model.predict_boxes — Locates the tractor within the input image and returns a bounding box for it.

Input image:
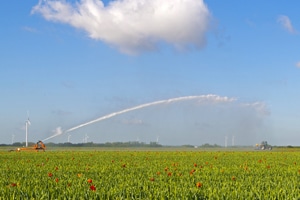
[16,141,46,152]
[256,141,272,150]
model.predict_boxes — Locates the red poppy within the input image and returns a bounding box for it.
[167,172,172,176]
[157,171,161,175]
[232,176,236,181]
[11,183,17,187]
[55,178,59,183]
[149,177,155,181]
[196,182,203,188]
[90,185,96,191]
[194,163,197,167]
[55,166,59,171]
[190,169,196,175]
[122,164,126,168]
[87,179,93,184]
[164,167,168,171]
[48,172,53,177]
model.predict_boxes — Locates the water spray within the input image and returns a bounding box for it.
[42,94,235,142]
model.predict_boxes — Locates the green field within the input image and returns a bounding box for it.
[1,149,300,199]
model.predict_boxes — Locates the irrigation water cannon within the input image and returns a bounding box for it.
[15,141,46,152]
[255,141,272,150]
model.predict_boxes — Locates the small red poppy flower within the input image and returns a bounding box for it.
[55,166,59,171]
[48,172,53,177]
[157,171,161,175]
[122,164,126,168]
[164,167,168,171]
[87,179,93,184]
[55,178,59,183]
[194,163,197,167]
[167,172,172,176]
[196,182,203,188]
[149,177,155,181]
[90,185,96,191]
[11,183,17,187]
[232,176,236,181]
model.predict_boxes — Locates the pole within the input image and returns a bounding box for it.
[25,122,28,147]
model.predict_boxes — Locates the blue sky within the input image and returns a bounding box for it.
[1,0,299,146]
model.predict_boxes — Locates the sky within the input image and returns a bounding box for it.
[0,0,299,146]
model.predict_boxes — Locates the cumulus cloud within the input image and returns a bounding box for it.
[32,0,212,55]
[277,15,297,34]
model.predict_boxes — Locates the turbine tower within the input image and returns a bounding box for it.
[84,133,89,143]
[25,112,31,147]
[67,134,71,143]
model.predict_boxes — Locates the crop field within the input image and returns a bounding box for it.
[1,149,300,199]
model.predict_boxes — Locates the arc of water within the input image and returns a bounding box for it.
[43,95,234,142]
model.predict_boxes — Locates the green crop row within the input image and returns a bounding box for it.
[0,150,299,199]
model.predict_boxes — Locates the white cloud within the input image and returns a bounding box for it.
[277,15,296,34]
[32,0,211,55]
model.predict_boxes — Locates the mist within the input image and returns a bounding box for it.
[45,95,270,146]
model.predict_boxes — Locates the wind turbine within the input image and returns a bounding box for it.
[84,133,89,143]
[67,133,71,143]
[25,112,31,147]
